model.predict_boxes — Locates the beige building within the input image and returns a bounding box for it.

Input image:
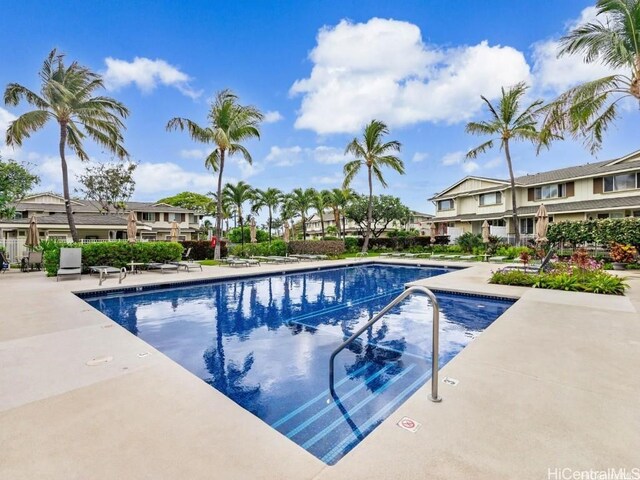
[429,150,640,243]
[305,210,433,239]
[0,193,204,256]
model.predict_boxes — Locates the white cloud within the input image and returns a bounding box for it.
[103,57,202,99]
[264,145,350,167]
[412,152,428,163]
[263,110,284,123]
[311,172,343,185]
[441,151,465,166]
[484,156,503,168]
[462,161,480,173]
[531,7,624,93]
[179,149,206,160]
[230,156,265,179]
[290,18,531,134]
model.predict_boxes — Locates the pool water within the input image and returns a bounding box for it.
[83,264,513,464]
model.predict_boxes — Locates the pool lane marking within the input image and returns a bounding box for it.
[271,362,373,429]
[285,288,404,327]
[321,369,432,464]
[299,364,417,448]
[285,363,401,439]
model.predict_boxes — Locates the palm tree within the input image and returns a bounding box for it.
[327,188,354,239]
[466,82,556,244]
[252,187,282,243]
[4,49,129,242]
[284,188,315,241]
[544,0,640,153]
[167,90,263,259]
[344,120,404,253]
[310,189,330,239]
[223,181,255,251]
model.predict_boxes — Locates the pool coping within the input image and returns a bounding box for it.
[2,259,639,479]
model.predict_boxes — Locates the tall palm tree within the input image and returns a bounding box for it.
[4,49,129,242]
[310,189,330,239]
[344,120,404,253]
[223,181,255,251]
[167,89,263,259]
[544,0,640,153]
[208,191,233,235]
[284,188,315,241]
[466,82,556,244]
[252,187,282,243]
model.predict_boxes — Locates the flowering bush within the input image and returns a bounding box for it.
[610,243,638,263]
[570,248,602,272]
[519,250,532,266]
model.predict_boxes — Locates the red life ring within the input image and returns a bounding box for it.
[210,236,217,248]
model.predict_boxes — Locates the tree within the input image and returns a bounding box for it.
[345,194,411,238]
[344,120,404,253]
[4,49,129,242]
[327,187,354,239]
[284,188,315,241]
[251,187,283,244]
[167,89,263,259]
[544,0,640,153]
[466,82,556,244]
[223,181,254,251]
[0,157,40,218]
[157,191,215,214]
[76,162,136,213]
[310,189,330,239]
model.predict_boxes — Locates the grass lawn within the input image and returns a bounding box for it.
[198,259,224,266]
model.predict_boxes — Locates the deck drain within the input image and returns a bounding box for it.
[397,416,421,433]
[137,352,151,358]
[443,377,459,386]
[86,355,113,366]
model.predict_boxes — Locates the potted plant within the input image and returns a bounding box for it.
[610,243,638,270]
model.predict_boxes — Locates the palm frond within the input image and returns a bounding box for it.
[466,140,494,159]
[5,110,51,146]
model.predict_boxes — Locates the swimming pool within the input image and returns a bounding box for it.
[82,263,513,465]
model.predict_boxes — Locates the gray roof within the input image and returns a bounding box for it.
[15,195,197,214]
[7,214,130,226]
[431,150,640,199]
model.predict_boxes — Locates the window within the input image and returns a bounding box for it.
[437,199,454,211]
[534,184,565,200]
[13,211,23,219]
[519,218,534,234]
[479,192,502,206]
[489,219,505,227]
[141,212,156,222]
[603,172,638,192]
[168,212,180,222]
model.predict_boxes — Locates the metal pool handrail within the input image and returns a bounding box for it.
[328,285,442,403]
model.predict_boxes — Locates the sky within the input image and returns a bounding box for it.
[1,0,638,217]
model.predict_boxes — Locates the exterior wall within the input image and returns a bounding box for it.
[445,178,507,196]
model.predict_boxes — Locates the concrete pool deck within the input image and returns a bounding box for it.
[1,259,639,479]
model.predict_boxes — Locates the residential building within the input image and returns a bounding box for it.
[429,150,640,242]
[0,193,204,255]
[305,210,433,239]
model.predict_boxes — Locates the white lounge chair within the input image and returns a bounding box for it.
[57,248,82,281]
[147,262,179,273]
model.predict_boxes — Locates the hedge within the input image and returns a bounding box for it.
[179,240,228,260]
[547,218,640,247]
[288,240,346,256]
[42,241,183,277]
[230,240,287,257]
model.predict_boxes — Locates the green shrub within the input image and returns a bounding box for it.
[344,237,359,253]
[547,218,640,246]
[495,246,532,259]
[228,226,268,243]
[230,240,287,257]
[456,232,483,253]
[180,240,228,260]
[489,265,628,295]
[42,241,183,277]
[288,240,345,256]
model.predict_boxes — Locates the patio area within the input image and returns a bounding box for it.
[1,259,639,479]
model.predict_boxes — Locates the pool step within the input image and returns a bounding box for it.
[276,358,432,465]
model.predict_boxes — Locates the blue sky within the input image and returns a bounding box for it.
[1,0,638,216]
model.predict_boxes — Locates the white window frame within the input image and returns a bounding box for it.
[603,172,638,192]
[437,199,454,211]
[534,184,565,200]
[479,192,502,206]
[519,218,534,234]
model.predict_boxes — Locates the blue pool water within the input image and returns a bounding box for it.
[82,264,513,464]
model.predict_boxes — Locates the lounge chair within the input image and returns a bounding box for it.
[89,265,127,285]
[403,253,418,258]
[266,256,299,263]
[26,251,43,271]
[182,247,192,260]
[488,255,508,263]
[57,248,82,281]
[379,252,393,257]
[289,254,313,261]
[147,262,179,274]
[429,253,446,259]
[499,249,555,274]
[172,260,203,272]
[443,254,461,260]
[459,255,476,260]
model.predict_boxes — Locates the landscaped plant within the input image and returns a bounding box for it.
[41,241,183,277]
[570,248,602,272]
[288,240,345,256]
[519,250,532,266]
[610,243,638,264]
[456,232,483,253]
[230,240,287,258]
[547,218,640,247]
